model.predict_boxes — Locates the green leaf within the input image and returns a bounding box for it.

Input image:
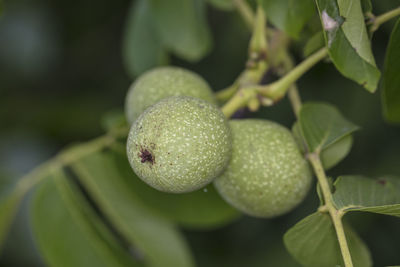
[360,0,372,14]
[382,18,400,123]
[101,109,128,132]
[148,0,212,61]
[293,119,353,170]
[122,0,168,77]
[206,0,234,10]
[71,148,194,267]
[303,31,325,58]
[298,102,359,153]
[291,122,307,153]
[316,177,334,205]
[0,188,25,250]
[260,0,315,39]
[32,171,139,267]
[320,134,353,170]
[284,212,372,267]
[333,175,400,216]
[315,0,380,92]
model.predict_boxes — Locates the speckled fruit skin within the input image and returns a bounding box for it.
[214,119,312,218]
[125,66,217,124]
[127,96,232,193]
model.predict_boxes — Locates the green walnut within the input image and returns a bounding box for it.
[125,66,217,124]
[214,119,312,218]
[127,96,232,193]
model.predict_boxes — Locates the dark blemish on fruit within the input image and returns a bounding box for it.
[139,149,154,164]
[150,142,156,149]
[258,51,267,61]
[198,104,205,109]
[377,179,386,185]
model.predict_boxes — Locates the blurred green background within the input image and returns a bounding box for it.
[1,0,399,266]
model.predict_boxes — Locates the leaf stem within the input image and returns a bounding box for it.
[370,6,400,34]
[308,153,354,267]
[259,47,328,100]
[287,85,302,117]
[216,83,239,102]
[221,47,328,118]
[249,5,267,57]
[221,87,257,117]
[275,47,302,118]
[233,0,255,30]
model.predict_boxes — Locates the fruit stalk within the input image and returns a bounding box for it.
[259,47,328,100]
[308,153,354,267]
[233,0,255,30]
[221,47,328,118]
[217,5,268,104]
[369,6,400,34]
[272,46,302,118]
[221,88,258,117]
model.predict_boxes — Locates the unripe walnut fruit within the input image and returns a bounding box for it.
[214,119,312,218]
[125,66,217,124]
[127,96,232,193]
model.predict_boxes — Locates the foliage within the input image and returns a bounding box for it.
[1,0,400,266]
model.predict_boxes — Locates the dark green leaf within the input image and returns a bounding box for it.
[360,0,372,14]
[0,188,25,249]
[293,120,353,170]
[333,175,400,216]
[382,18,400,123]
[206,0,234,10]
[284,212,372,267]
[320,134,353,170]
[291,122,307,153]
[32,171,138,267]
[148,0,212,61]
[122,0,168,77]
[298,102,359,153]
[71,149,194,267]
[316,177,334,205]
[260,0,315,39]
[315,0,380,92]
[101,109,127,132]
[303,31,325,57]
